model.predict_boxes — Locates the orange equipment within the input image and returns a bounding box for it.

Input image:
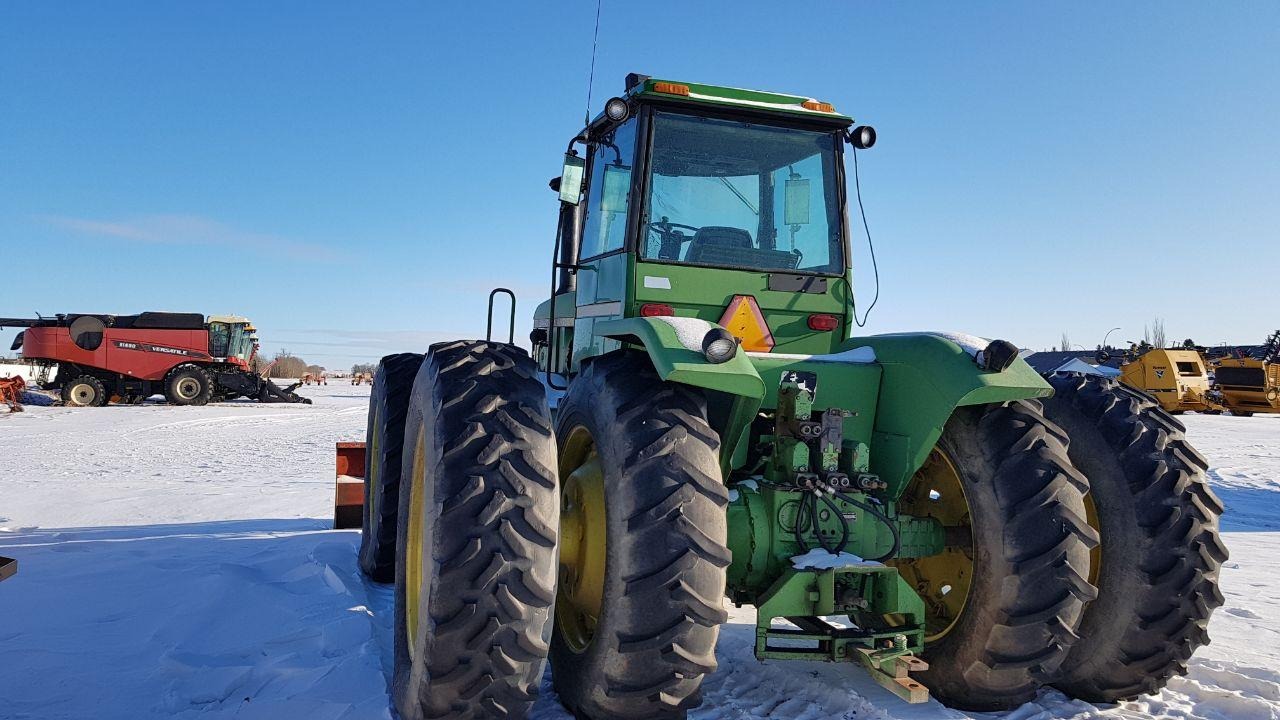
[0,375,25,412]
[334,441,367,529]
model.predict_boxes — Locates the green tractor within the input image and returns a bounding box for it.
[357,74,1227,719]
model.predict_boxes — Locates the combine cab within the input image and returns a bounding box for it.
[1,312,310,406]
[342,75,1226,719]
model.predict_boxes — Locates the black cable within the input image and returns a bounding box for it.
[805,493,835,553]
[833,490,900,562]
[819,492,851,554]
[850,147,880,328]
[792,496,810,553]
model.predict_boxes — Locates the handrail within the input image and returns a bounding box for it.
[486,288,517,345]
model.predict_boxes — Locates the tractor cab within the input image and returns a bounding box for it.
[536,75,877,374]
[206,315,257,367]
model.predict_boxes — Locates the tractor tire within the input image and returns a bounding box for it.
[911,400,1099,710]
[62,375,107,407]
[357,352,425,583]
[1041,374,1228,702]
[391,341,558,720]
[551,352,729,720]
[164,364,213,406]
[1231,410,1255,417]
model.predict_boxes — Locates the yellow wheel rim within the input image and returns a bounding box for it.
[404,426,427,659]
[556,425,607,654]
[889,448,974,642]
[1083,490,1101,587]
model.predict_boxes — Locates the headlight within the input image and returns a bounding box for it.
[604,97,630,122]
[849,125,877,149]
[702,328,739,364]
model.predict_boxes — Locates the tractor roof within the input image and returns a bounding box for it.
[627,76,855,125]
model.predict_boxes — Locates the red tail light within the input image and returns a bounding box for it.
[807,313,840,331]
[640,303,674,317]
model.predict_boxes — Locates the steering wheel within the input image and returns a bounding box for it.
[645,219,701,260]
[646,220,701,236]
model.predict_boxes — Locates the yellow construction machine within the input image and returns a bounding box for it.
[1211,331,1280,416]
[1107,345,1223,414]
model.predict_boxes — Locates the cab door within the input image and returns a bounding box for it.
[571,118,638,368]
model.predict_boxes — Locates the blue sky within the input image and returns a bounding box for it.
[2,2,1277,368]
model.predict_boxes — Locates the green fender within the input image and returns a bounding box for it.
[594,316,765,471]
[847,333,1053,496]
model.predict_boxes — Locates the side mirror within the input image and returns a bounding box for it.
[784,177,811,226]
[559,153,586,205]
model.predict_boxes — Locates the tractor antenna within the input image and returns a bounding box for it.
[851,147,880,327]
[583,0,604,127]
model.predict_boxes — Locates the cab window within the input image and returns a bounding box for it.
[579,119,637,260]
[208,323,230,357]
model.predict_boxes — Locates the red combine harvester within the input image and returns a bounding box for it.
[1,312,310,407]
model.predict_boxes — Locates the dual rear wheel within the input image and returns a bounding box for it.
[898,375,1226,709]
[361,348,1226,718]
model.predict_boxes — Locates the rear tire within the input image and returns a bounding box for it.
[357,352,424,583]
[1041,374,1228,701]
[61,375,107,407]
[551,352,729,720]
[913,400,1099,710]
[391,341,558,720]
[164,364,212,406]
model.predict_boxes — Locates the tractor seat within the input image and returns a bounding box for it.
[685,226,753,264]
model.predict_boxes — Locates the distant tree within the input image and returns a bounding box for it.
[249,354,268,374]
[351,362,376,376]
[305,364,326,376]
[269,350,309,379]
[1059,333,1072,352]
[1151,318,1166,348]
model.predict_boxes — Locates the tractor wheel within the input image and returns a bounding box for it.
[62,375,107,407]
[357,352,424,583]
[1231,410,1254,417]
[897,400,1098,710]
[551,352,729,720]
[1041,374,1227,702]
[391,341,558,720]
[164,365,213,406]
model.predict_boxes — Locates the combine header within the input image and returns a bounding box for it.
[2,312,310,406]
[339,74,1226,719]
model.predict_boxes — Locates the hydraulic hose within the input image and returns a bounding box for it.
[818,492,851,554]
[833,490,901,562]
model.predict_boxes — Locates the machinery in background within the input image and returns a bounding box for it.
[1,312,310,407]
[0,375,24,412]
[1102,345,1224,414]
[1211,330,1280,416]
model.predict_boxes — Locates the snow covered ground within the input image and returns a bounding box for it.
[1,385,1277,720]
